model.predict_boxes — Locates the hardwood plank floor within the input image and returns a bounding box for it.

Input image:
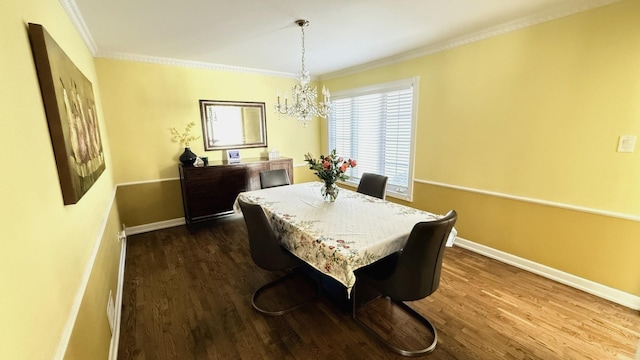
[118,216,639,359]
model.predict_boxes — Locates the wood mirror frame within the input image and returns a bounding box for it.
[199,100,268,151]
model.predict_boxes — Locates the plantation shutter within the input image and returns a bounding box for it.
[329,78,416,198]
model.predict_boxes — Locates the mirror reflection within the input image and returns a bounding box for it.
[199,100,267,151]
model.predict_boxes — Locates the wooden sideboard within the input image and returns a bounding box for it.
[178,157,293,227]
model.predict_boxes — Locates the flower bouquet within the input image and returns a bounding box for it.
[304,149,357,202]
[169,121,201,165]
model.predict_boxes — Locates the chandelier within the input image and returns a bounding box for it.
[275,19,332,126]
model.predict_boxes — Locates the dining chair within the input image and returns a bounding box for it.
[238,199,318,316]
[259,169,291,189]
[352,210,458,356]
[356,173,388,199]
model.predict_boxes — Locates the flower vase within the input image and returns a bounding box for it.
[321,182,339,202]
[179,147,197,166]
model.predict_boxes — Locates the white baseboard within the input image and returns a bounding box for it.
[108,236,127,360]
[124,215,244,237]
[454,237,640,311]
[123,218,640,311]
[125,218,185,236]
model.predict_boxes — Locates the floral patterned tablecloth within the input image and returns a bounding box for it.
[235,182,457,294]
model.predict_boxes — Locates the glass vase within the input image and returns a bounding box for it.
[321,182,339,203]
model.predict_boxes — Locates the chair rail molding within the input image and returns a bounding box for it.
[415,179,639,222]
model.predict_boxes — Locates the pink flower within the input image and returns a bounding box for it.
[303,149,357,184]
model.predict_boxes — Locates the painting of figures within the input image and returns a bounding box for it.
[29,23,105,205]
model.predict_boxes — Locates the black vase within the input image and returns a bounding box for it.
[179,147,197,166]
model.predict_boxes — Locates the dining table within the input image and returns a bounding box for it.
[235,182,457,297]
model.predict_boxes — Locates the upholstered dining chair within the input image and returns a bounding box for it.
[238,199,318,316]
[352,210,458,356]
[259,169,291,189]
[356,173,388,199]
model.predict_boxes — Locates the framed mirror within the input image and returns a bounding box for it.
[199,100,267,151]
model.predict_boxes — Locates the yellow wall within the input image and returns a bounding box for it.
[92,1,640,297]
[6,1,636,358]
[116,180,184,226]
[411,183,640,295]
[114,169,316,227]
[323,0,640,296]
[96,59,322,184]
[95,58,323,226]
[65,204,123,359]
[4,3,633,358]
[1,0,122,358]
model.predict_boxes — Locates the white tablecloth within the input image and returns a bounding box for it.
[236,182,457,293]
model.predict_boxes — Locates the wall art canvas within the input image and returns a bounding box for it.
[29,23,105,205]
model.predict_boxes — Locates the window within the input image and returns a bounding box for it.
[328,77,418,201]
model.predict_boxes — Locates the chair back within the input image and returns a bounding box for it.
[386,210,457,301]
[259,169,290,189]
[238,199,300,271]
[356,173,388,199]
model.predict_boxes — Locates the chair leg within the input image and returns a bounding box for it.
[352,284,438,357]
[252,271,319,316]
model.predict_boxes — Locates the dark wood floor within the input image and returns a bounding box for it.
[118,215,640,359]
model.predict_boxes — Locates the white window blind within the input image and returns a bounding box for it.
[329,78,418,200]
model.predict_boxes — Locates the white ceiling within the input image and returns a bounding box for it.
[68,0,618,77]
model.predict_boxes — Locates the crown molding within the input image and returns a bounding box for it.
[94,50,299,78]
[62,0,621,80]
[320,0,622,80]
[59,1,298,78]
[59,0,97,55]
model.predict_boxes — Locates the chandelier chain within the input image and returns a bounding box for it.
[300,24,306,75]
[274,19,332,126]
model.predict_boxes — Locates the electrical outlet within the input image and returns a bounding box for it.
[106,290,115,335]
[117,223,127,242]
